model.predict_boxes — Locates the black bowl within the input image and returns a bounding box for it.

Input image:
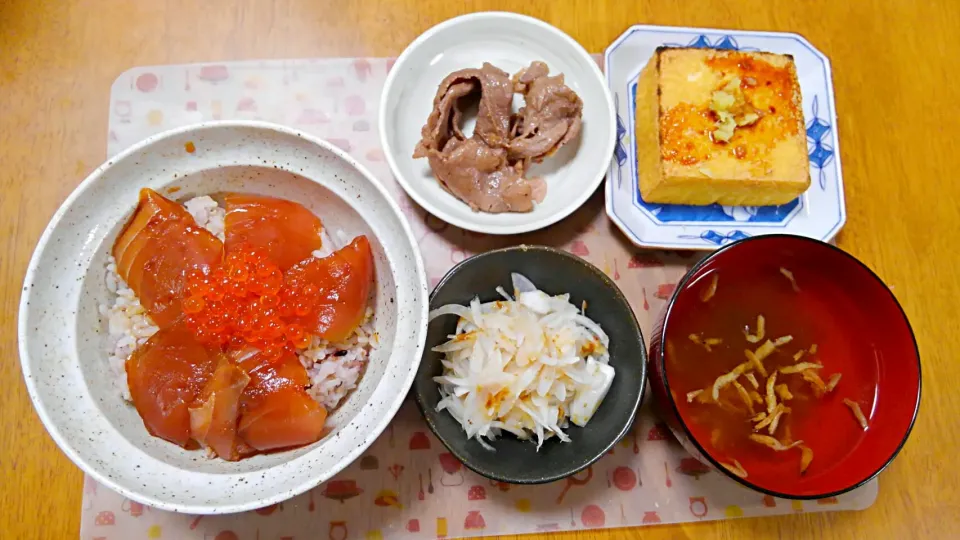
[413,245,646,484]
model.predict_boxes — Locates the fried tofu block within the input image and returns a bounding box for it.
[635,47,810,206]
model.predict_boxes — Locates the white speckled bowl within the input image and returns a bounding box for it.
[18,121,429,514]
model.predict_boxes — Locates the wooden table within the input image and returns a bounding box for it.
[2,0,958,538]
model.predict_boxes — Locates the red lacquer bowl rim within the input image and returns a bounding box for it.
[655,234,922,499]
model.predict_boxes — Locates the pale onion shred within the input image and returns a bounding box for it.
[430,273,615,451]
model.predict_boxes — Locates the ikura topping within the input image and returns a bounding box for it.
[182,245,322,361]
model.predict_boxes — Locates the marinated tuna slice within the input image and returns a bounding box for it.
[188,357,250,460]
[224,193,324,270]
[113,189,224,328]
[239,388,327,452]
[236,350,326,452]
[232,345,310,392]
[508,61,583,164]
[125,322,221,448]
[283,236,374,342]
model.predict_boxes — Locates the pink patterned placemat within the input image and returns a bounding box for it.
[81,57,876,540]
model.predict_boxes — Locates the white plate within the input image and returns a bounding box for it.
[380,12,615,235]
[18,121,429,514]
[604,25,846,249]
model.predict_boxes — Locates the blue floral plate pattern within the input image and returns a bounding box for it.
[604,25,845,249]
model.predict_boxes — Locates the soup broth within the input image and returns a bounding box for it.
[666,260,879,489]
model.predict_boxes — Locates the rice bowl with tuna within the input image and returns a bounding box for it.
[102,195,377,411]
[102,189,379,460]
[19,121,429,513]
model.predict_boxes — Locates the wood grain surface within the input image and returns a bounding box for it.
[2,1,958,538]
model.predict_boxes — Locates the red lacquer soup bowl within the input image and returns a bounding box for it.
[647,234,920,499]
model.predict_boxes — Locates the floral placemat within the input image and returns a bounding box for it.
[80,57,875,540]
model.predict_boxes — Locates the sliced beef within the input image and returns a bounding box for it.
[512,61,551,91]
[414,63,513,159]
[413,61,579,215]
[471,63,514,148]
[413,80,474,158]
[508,61,583,164]
[427,138,545,213]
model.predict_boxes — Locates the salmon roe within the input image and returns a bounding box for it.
[183,245,321,361]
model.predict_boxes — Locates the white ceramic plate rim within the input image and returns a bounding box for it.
[379,11,616,235]
[603,25,846,250]
[18,120,429,514]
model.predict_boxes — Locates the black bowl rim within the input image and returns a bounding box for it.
[414,244,647,484]
[656,233,922,500]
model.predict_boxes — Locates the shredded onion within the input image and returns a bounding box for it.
[431,274,614,450]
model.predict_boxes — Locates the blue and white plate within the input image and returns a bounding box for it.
[603,25,845,249]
